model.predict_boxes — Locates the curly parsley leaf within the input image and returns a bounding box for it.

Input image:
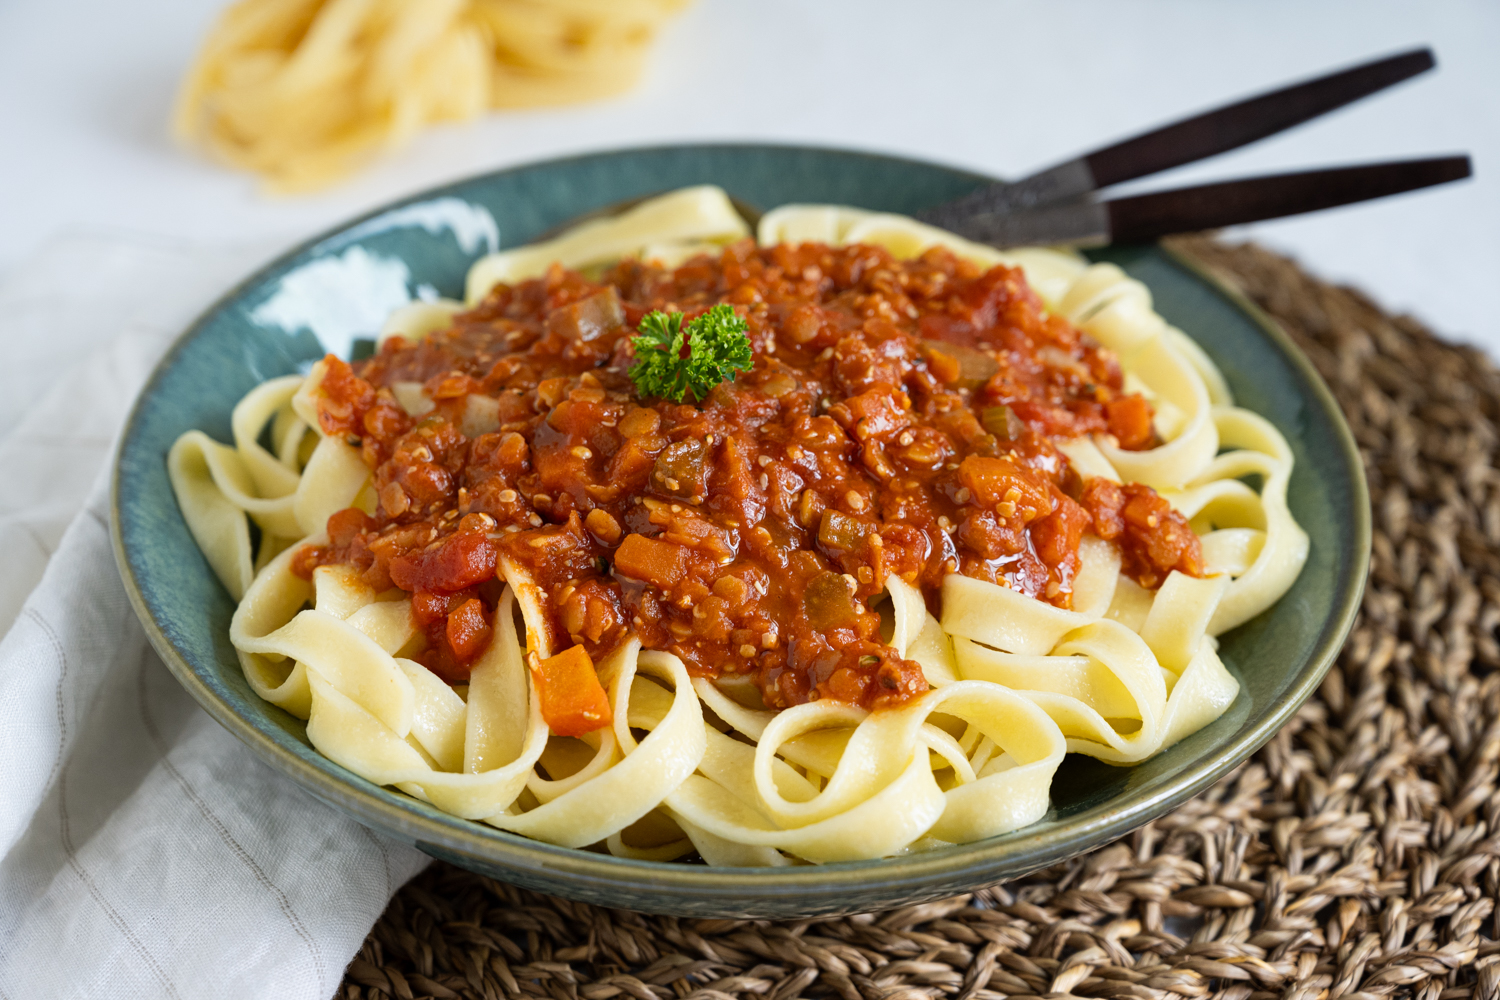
[628,304,752,403]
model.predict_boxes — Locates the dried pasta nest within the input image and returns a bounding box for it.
[173,0,691,192]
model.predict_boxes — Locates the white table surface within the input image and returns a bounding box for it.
[2,0,1495,351]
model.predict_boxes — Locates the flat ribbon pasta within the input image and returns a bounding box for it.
[664,679,1065,862]
[169,373,369,599]
[1170,407,1310,635]
[466,185,750,302]
[235,542,554,819]
[486,645,707,847]
[170,187,1311,866]
[949,572,1238,764]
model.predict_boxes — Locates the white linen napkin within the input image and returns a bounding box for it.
[0,235,430,998]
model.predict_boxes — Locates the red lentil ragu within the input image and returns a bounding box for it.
[294,239,1203,716]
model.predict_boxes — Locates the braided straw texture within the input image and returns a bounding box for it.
[337,238,1500,1000]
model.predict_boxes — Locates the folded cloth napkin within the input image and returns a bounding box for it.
[0,235,429,998]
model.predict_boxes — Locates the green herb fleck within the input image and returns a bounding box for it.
[628,304,753,403]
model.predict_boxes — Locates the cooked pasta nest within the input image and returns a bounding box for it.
[168,186,1308,864]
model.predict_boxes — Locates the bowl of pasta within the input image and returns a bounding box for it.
[112,144,1369,917]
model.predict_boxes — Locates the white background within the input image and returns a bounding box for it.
[2,0,1495,349]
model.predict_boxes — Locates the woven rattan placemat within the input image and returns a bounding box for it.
[338,238,1500,1000]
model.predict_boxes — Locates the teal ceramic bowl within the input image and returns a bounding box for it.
[111,144,1369,918]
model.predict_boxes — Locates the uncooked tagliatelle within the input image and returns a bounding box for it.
[168,186,1309,865]
[173,0,691,192]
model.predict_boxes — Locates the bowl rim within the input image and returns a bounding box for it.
[110,141,1371,909]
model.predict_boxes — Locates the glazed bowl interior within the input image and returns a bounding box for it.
[112,144,1369,918]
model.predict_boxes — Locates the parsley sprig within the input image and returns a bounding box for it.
[628,304,753,403]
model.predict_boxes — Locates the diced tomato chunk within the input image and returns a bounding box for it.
[425,371,485,400]
[530,645,612,737]
[1079,479,1126,540]
[289,543,322,580]
[1122,488,1202,578]
[1032,490,1090,569]
[362,394,413,443]
[315,355,377,438]
[408,587,492,682]
[842,386,909,440]
[327,507,376,548]
[1081,478,1203,588]
[412,589,463,627]
[389,517,497,593]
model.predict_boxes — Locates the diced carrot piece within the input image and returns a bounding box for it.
[445,598,492,662]
[530,645,612,737]
[1105,395,1155,451]
[612,533,688,589]
[1121,487,1170,533]
[925,346,961,384]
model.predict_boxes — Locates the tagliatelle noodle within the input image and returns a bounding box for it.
[484,645,707,847]
[169,186,1309,864]
[169,374,369,600]
[235,551,558,819]
[1175,407,1310,635]
[463,186,751,303]
[379,300,466,348]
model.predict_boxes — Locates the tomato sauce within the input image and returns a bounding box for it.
[295,240,1202,713]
